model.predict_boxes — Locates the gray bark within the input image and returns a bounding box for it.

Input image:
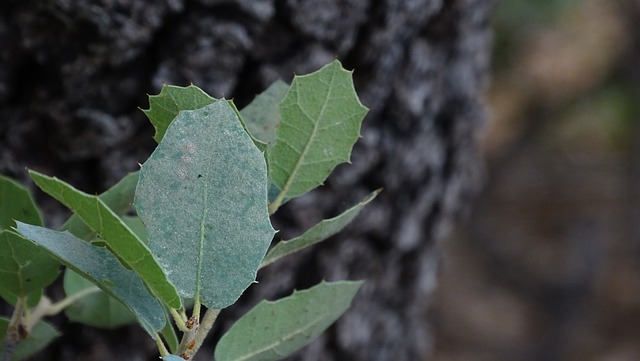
[0,1,491,360]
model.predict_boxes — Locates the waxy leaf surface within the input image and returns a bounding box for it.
[0,317,60,361]
[267,60,368,203]
[63,269,136,329]
[0,175,43,230]
[15,222,166,337]
[214,281,363,361]
[261,190,380,268]
[29,170,181,308]
[240,80,289,145]
[135,101,275,309]
[163,355,185,361]
[61,171,139,240]
[143,84,215,143]
[0,230,60,300]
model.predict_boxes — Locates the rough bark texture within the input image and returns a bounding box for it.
[0,1,491,360]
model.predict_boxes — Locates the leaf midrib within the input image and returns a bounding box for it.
[276,67,336,200]
[229,310,328,361]
[195,182,208,303]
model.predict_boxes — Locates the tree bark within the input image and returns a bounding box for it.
[0,1,492,360]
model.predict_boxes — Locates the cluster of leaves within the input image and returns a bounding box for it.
[0,60,378,361]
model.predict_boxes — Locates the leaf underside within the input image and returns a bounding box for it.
[261,189,380,268]
[240,80,289,145]
[214,280,363,361]
[135,101,275,309]
[29,170,181,309]
[63,269,136,329]
[0,230,60,300]
[15,222,166,338]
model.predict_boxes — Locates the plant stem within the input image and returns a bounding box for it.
[192,298,201,321]
[170,308,189,332]
[0,297,27,361]
[268,191,286,215]
[190,308,220,356]
[47,287,100,314]
[155,332,170,357]
[27,286,101,330]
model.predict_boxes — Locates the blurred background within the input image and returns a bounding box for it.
[432,1,640,360]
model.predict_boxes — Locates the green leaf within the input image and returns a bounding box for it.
[0,230,60,299]
[0,287,41,308]
[240,80,289,145]
[135,101,275,309]
[214,280,363,361]
[29,170,181,309]
[0,317,60,361]
[229,99,268,152]
[61,171,139,240]
[261,190,380,268]
[267,60,368,208]
[15,222,166,337]
[143,84,215,143]
[0,175,43,230]
[120,216,149,244]
[63,269,136,329]
[161,314,180,354]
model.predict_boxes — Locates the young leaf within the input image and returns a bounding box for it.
[143,84,215,143]
[267,60,368,210]
[135,101,275,309]
[240,80,289,145]
[0,317,60,361]
[0,175,43,230]
[63,269,136,329]
[15,222,167,337]
[261,190,380,268]
[0,230,60,300]
[214,280,363,361]
[60,171,139,240]
[29,170,181,309]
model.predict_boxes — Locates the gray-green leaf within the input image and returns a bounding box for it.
[163,355,186,361]
[0,230,60,300]
[135,101,275,309]
[143,84,215,143]
[261,190,380,268]
[240,80,289,145]
[267,60,368,209]
[0,175,43,230]
[15,222,166,337]
[29,170,181,309]
[63,269,136,329]
[0,317,60,361]
[214,280,363,361]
